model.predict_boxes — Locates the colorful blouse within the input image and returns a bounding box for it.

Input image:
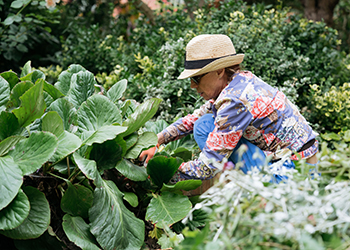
[158,71,319,180]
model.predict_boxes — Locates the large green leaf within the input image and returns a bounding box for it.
[115,159,148,182]
[0,76,10,111]
[8,131,58,175]
[0,111,21,140]
[1,186,50,240]
[12,80,46,127]
[82,125,127,146]
[6,81,34,110]
[0,156,23,210]
[89,180,145,250]
[42,111,64,137]
[125,132,158,159]
[77,95,123,134]
[124,133,138,151]
[67,71,96,108]
[20,70,45,83]
[48,98,77,131]
[54,64,86,95]
[0,189,29,230]
[0,71,18,90]
[121,98,162,137]
[42,81,64,100]
[72,153,102,187]
[61,182,93,218]
[146,192,192,229]
[20,61,32,78]
[161,180,202,194]
[106,79,127,103]
[147,156,183,188]
[62,214,99,250]
[90,139,124,171]
[172,147,193,162]
[50,131,82,163]
[0,135,24,157]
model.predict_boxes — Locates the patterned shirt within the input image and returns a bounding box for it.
[158,71,319,180]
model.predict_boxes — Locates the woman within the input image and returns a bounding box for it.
[140,34,318,183]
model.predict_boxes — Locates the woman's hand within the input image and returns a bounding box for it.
[139,144,159,164]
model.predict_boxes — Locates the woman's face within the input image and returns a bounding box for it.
[190,69,227,100]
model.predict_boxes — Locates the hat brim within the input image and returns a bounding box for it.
[178,54,244,80]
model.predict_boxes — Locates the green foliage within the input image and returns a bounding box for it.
[57,0,350,124]
[309,82,350,132]
[0,62,202,249]
[0,0,61,72]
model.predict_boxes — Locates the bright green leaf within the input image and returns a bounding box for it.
[50,131,82,163]
[107,79,127,103]
[125,132,158,159]
[123,192,138,208]
[161,180,202,193]
[54,64,86,96]
[12,80,46,127]
[67,71,96,108]
[0,135,24,157]
[0,76,10,111]
[6,81,34,110]
[146,192,192,229]
[48,98,77,131]
[42,111,64,137]
[8,131,58,175]
[121,98,161,137]
[20,61,31,78]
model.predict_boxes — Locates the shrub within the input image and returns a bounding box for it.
[57,0,350,126]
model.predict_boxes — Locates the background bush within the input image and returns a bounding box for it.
[55,0,350,128]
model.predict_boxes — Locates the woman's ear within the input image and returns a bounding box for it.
[217,68,225,79]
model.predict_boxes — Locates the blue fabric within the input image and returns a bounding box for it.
[193,113,295,183]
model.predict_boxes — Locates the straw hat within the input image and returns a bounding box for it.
[178,34,244,79]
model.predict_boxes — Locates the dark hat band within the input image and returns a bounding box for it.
[184,53,236,70]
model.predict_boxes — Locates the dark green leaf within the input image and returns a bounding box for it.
[115,159,148,182]
[1,186,50,240]
[147,155,183,188]
[0,189,29,230]
[89,180,144,250]
[0,156,23,210]
[61,182,93,218]
[62,214,99,250]
[90,139,124,171]
[0,111,21,140]
[0,71,18,90]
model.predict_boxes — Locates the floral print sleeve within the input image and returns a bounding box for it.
[157,101,213,145]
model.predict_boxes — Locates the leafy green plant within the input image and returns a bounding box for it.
[0,61,201,249]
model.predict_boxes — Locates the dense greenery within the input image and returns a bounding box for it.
[1,0,350,249]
